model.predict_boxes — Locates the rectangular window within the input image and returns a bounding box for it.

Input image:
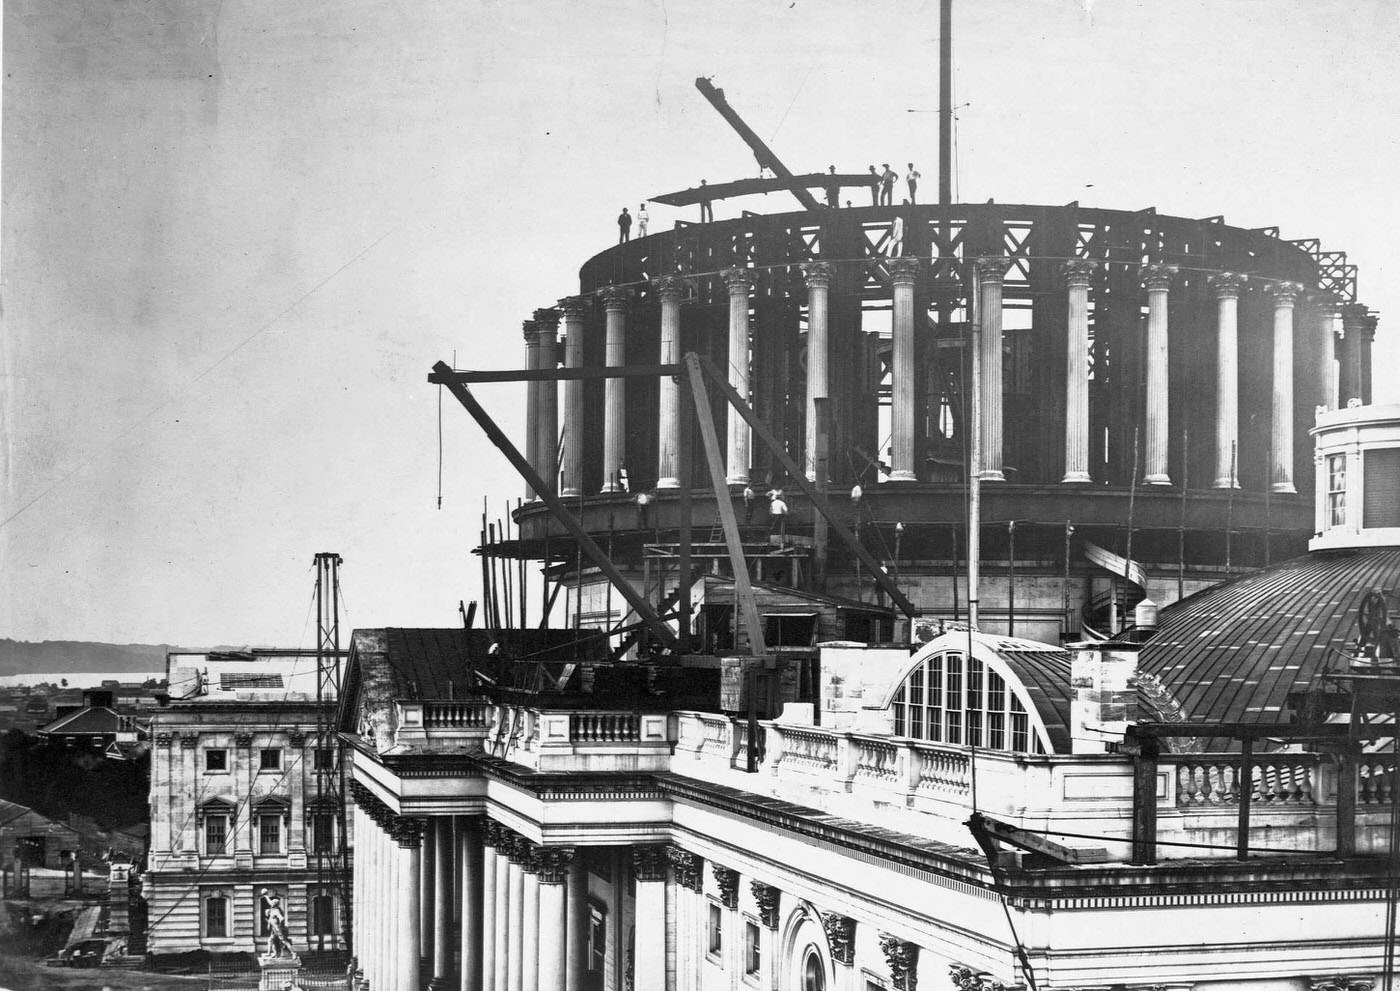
[987,671,1007,750]
[966,657,984,747]
[892,695,906,737]
[708,903,723,955]
[314,747,335,771]
[259,813,281,855]
[204,815,228,856]
[312,814,335,854]
[908,665,925,738]
[928,659,943,742]
[745,920,761,975]
[312,894,334,936]
[1328,453,1347,527]
[204,749,227,773]
[945,654,963,743]
[259,748,281,771]
[205,896,227,938]
[587,905,606,973]
[1010,696,1030,752]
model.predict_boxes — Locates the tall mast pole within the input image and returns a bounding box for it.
[939,0,953,207]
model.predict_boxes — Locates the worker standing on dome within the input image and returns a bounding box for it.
[906,163,921,203]
[879,164,897,205]
[867,165,879,205]
[617,207,632,243]
[637,203,649,237]
[698,179,713,222]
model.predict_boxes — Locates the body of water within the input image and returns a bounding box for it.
[0,671,164,688]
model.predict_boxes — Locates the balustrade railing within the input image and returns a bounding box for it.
[422,701,491,730]
[568,712,641,743]
[774,726,839,773]
[852,736,899,784]
[1358,756,1395,806]
[1169,754,1318,807]
[910,743,971,798]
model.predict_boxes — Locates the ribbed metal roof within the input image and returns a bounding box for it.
[1139,547,1400,742]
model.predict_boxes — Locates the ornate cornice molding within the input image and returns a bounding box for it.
[973,255,1011,282]
[1140,263,1178,291]
[801,261,834,289]
[879,933,919,990]
[1208,271,1247,299]
[751,881,779,929]
[1062,258,1097,287]
[632,844,669,882]
[721,267,754,295]
[888,256,921,284]
[536,846,575,884]
[597,285,634,310]
[821,911,855,964]
[711,864,739,909]
[667,846,703,892]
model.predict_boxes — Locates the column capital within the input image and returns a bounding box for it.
[535,846,575,884]
[887,256,921,284]
[234,732,254,748]
[820,911,855,964]
[1208,271,1247,298]
[1313,293,1343,318]
[1308,978,1375,991]
[666,845,703,891]
[557,294,591,317]
[533,307,561,330]
[1141,263,1178,291]
[801,260,834,289]
[651,274,691,300]
[1270,281,1304,307]
[481,819,507,849]
[721,267,754,294]
[505,832,535,865]
[631,844,669,882]
[597,285,633,310]
[974,255,1011,282]
[178,732,198,749]
[750,881,780,929]
[711,863,739,908]
[950,964,1015,991]
[1062,258,1097,286]
[154,732,172,749]
[879,933,920,990]
[390,815,426,848]
[522,318,540,344]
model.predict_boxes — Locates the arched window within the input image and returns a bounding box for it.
[802,946,826,991]
[891,650,1045,753]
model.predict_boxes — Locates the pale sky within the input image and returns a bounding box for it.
[3,0,1398,647]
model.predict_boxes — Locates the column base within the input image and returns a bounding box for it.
[599,482,622,494]
[656,477,680,489]
[1061,471,1092,484]
[1271,481,1297,494]
[978,469,1006,482]
[1143,473,1172,486]
[726,474,750,487]
[888,470,918,483]
[426,978,450,991]
[560,486,582,499]
[1212,478,1241,490]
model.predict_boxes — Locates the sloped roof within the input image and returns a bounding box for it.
[1138,547,1400,741]
[37,706,134,736]
[0,798,32,826]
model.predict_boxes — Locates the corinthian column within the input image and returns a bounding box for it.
[522,849,540,991]
[558,297,588,499]
[1141,264,1177,485]
[522,320,541,500]
[395,817,425,991]
[722,268,754,485]
[536,848,574,991]
[1062,260,1096,483]
[803,262,834,482]
[534,308,561,497]
[1316,296,1341,413]
[1271,282,1302,493]
[888,257,921,482]
[975,256,1011,482]
[1210,272,1246,489]
[632,846,669,991]
[597,287,632,493]
[654,276,689,489]
[1339,304,1366,407]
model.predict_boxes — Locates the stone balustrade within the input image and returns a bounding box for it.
[422,700,492,730]
[1170,754,1323,808]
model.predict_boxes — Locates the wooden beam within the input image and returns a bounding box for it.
[433,360,679,651]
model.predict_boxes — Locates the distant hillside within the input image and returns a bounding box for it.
[0,639,181,677]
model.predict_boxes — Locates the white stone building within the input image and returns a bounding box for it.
[146,648,352,957]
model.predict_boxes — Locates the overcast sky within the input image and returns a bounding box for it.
[3,0,1398,647]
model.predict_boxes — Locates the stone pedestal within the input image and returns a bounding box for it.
[258,952,302,991]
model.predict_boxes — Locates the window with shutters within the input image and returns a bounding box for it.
[1363,449,1400,528]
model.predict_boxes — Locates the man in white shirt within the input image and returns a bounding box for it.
[637,203,649,237]
[907,163,921,203]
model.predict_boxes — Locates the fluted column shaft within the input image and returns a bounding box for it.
[534,309,561,497]
[1211,273,1245,488]
[1142,264,1176,485]
[494,846,510,991]
[480,832,497,991]
[803,263,833,481]
[522,321,541,500]
[1062,260,1095,483]
[1271,283,1301,493]
[432,818,453,986]
[351,805,363,971]
[1319,300,1342,413]
[632,848,668,991]
[461,821,482,991]
[889,258,920,482]
[421,816,436,973]
[397,821,424,991]
[722,269,753,485]
[507,854,524,991]
[655,277,688,489]
[522,861,540,991]
[558,299,588,498]
[976,256,1010,482]
[599,287,632,493]
[564,859,586,991]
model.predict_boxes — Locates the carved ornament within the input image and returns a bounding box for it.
[973,255,1012,282]
[888,256,921,284]
[651,274,691,300]
[178,732,198,749]
[631,844,669,882]
[597,285,633,310]
[536,846,576,884]
[1062,258,1097,286]
[821,911,855,965]
[721,267,754,295]
[234,732,254,748]
[667,846,703,892]
[1270,281,1304,306]
[879,933,919,991]
[1208,271,1247,298]
[750,881,780,929]
[533,307,561,330]
[801,261,834,289]
[950,964,1013,991]
[1309,978,1375,991]
[557,294,591,318]
[287,729,305,748]
[522,319,540,344]
[390,815,426,848]
[154,732,172,749]
[711,864,739,909]
[1140,263,1177,291]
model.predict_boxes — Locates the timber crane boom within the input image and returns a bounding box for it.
[694,77,823,212]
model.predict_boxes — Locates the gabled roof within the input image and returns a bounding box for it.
[37,706,142,736]
[0,798,32,826]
